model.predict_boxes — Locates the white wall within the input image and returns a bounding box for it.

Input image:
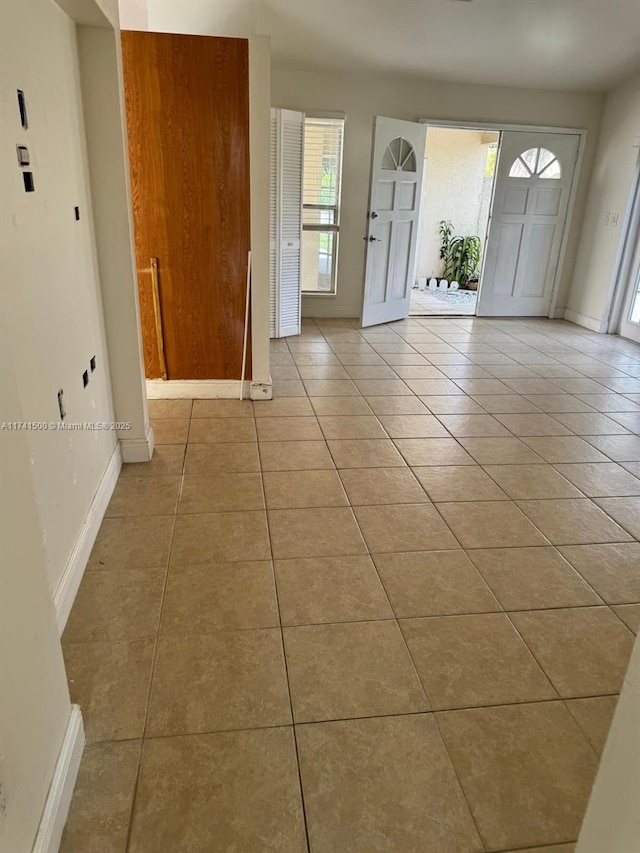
[566,75,640,331]
[418,127,496,280]
[146,0,256,35]
[577,633,640,851]
[272,68,604,318]
[0,0,147,845]
[0,330,73,853]
[249,35,273,391]
[1,0,119,597]
[117,0,148,29]
[77,24,153,453]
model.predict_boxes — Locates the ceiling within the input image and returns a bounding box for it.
[136,0,640,92]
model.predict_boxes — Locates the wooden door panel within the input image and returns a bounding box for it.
[121,31,251,380]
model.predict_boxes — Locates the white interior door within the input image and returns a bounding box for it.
[477,131,580,316]
[361,116,426,327]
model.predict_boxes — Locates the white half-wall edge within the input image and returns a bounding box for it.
[301,305,361,319]
[120,422,155,463]
[32,705,85,853]
[564,308,608,333]
[146,379,273,400]
[54,443,122,632]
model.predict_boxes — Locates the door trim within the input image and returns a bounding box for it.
[248,35,272,385]
[606,149,640,334]
[418,118,587,320]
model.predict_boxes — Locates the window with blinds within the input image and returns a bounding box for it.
[302,117,344,294]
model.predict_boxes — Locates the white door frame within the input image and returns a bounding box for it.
[606,149,640,335]
[417,118,588,320]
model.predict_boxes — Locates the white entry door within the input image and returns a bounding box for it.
[618,247,640,344]
[477,131,580,316]
[616,164,640,344]
[361,117,426,326]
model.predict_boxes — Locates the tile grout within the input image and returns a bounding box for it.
[64,315,640,852]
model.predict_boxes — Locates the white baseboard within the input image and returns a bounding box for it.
[564,308,608,333]
[146,379,251,399]
[301,305,361,319]
[33,706,85,853]
[121,422,155,463]
[145,379,273,400]
[54,444,122,632]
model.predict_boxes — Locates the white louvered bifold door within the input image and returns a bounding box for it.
[269,109,278,337]
[269,108,304,338]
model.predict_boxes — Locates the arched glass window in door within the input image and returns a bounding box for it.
[509,147,562,179]
[382,137,417,172]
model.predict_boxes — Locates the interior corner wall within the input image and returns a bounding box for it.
[271,68,604,319]
[76,24,151,454]
[565,74,640,331]
[0,0,118,597]
[0,304,72,853]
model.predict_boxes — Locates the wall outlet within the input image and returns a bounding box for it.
[611,213,619,227]
[603,211,610,226]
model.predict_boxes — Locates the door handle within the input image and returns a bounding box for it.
[368,235,382,242]
[370,212,378,219]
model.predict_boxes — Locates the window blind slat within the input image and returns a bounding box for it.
[303,118,344,209]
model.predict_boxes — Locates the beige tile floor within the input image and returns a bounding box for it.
[61,316,640,853]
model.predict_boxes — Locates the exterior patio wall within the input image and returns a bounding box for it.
[417,127,497,281]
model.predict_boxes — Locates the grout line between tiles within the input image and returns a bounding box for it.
[123,509,178,853]
[83,689,623,749]
[258,382,313,853]
[69,317,640,850]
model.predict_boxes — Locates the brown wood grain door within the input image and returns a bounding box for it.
[121,31,251,380]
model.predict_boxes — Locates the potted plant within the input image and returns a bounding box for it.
[438,221,482,290]
[438,220,453,265]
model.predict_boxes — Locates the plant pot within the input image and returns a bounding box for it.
[466,280,478,291]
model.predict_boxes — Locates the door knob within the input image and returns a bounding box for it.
[368,235,381,242]
[370,212,378,219]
